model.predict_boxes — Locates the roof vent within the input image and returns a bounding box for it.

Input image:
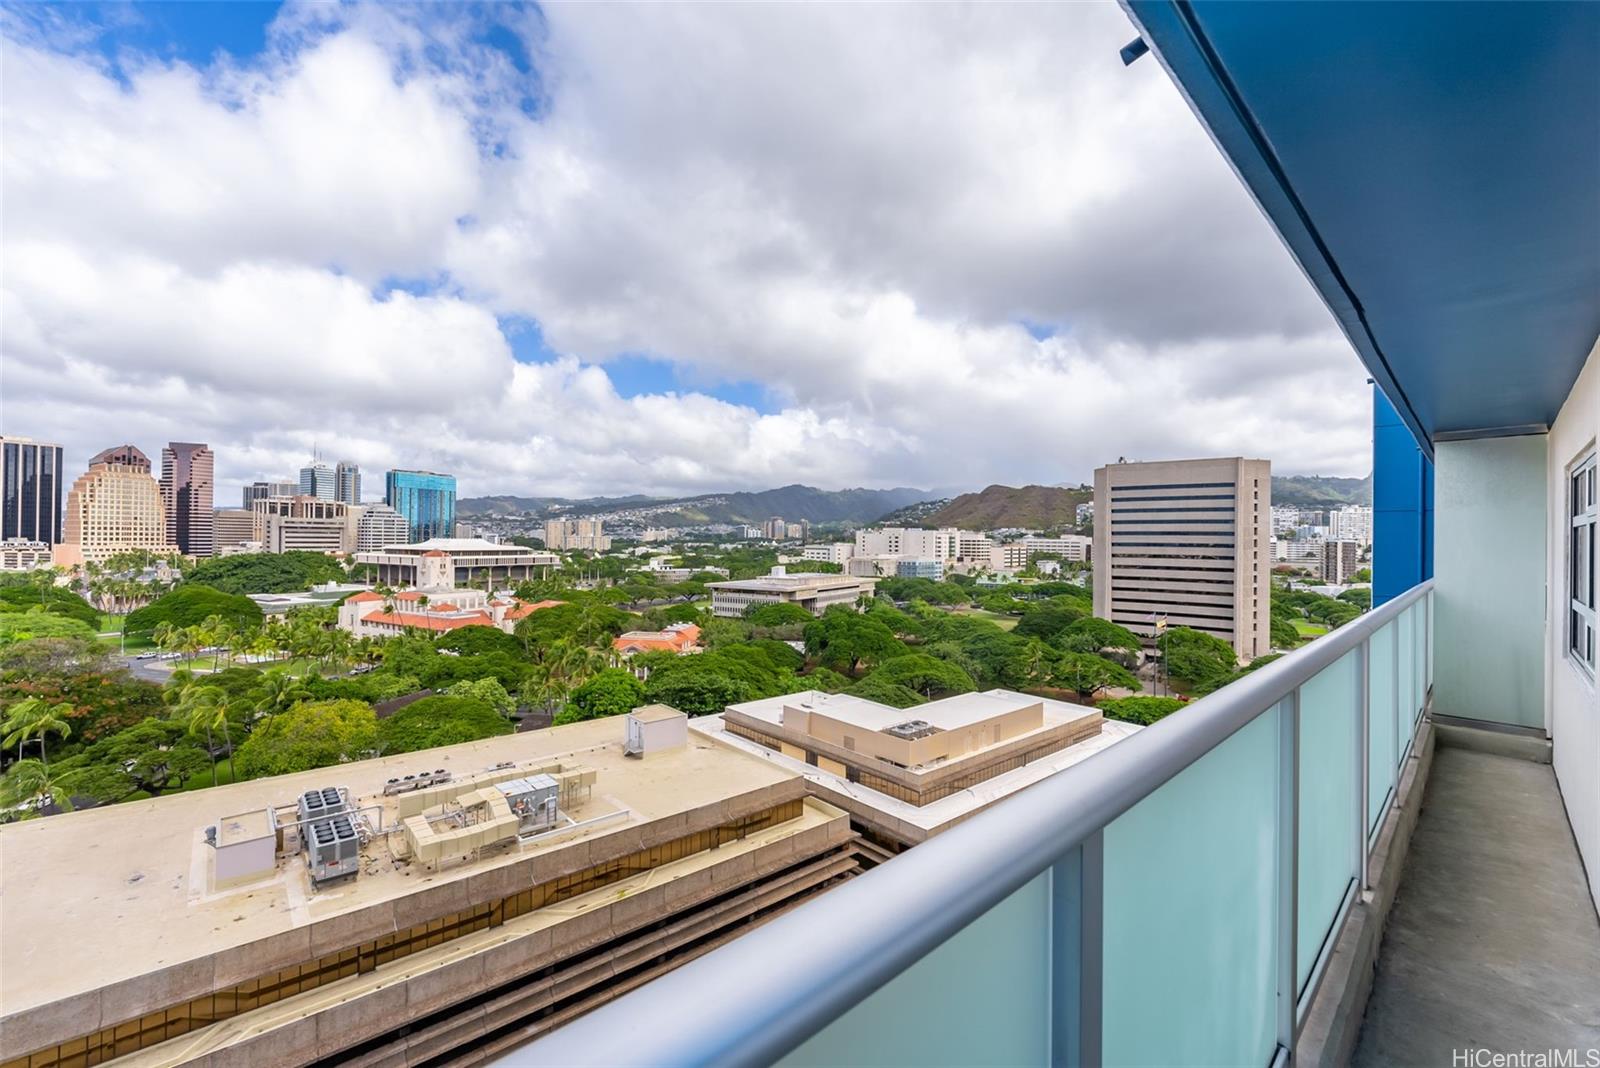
[883,719,939,740]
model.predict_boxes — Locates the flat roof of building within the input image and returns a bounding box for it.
[630,704,688,724]
[707,574,870,592]
[694,714,1140,838]
[733,688,1099,734]
[0,716,797,1019]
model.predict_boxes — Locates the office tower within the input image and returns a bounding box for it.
[385,469,456,542]
[212,508,257,551]
[299,460,336,500]
[1092,456,1271,659]
[543,518,610,552]
[59,445,175,564]
[241,480,297,510]
[160,442,215,557]
[0,435,65,545]
[250,496,358,553]
[336,460,361,505]
[356,502,410,551]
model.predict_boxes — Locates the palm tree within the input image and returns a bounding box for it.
[179,684,233,787]
[1,758,84,815]
[253,670,308,720]
[1,698,74,771]
[200,614,233,670]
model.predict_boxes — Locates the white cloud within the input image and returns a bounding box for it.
[0,3,1371,503]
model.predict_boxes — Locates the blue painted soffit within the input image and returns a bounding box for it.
[1123,1,1600,456]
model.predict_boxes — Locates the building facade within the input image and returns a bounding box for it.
[354,538,557,588]
[212,508,257,552]
[386,469,456,542]
[1,436,65,547]
[1321,539,1363,584]
[242,480,297,510]
[356,503,410,552]
[543,518,610,552]
[801,543,855,565]
[299,461,336,501]
[0,539,52,572]
[58,446,177,564]
[707,568,875,618]
[1092,456,1272,659]
[160,442,215,557]
[1329,504,1374,545]
[335,460,361,505]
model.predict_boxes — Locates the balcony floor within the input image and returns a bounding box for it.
[1353,745,1600,1064]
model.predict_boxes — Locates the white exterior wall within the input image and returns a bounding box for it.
[1545,335,1599,901]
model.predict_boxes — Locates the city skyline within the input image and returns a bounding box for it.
[1,3,1374,502]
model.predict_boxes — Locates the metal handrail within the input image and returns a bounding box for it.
[515,580,1434,1068]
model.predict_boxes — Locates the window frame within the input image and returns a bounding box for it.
[1568,450,1596,680]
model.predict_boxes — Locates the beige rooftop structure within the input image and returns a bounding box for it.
[713,688,1119,850]
[706,567,876,618]
[0,715,858,1068]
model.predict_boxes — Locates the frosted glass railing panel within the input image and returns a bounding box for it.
[779,870,1055,1068]
[1103,707,1280,1067]
[1412,601,1427,723]
[1396,608,1415,766]
[1367,619,1397,834]
[1424,591,1435,690]
[1297,650,1359,993]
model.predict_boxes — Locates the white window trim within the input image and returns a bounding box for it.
[1568,449,1596,682]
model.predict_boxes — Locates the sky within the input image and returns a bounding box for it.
[0,1,1373,503]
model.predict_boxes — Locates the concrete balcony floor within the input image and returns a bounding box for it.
[1353,743,1600,1064]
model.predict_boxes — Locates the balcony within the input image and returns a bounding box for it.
[503,3,1600,1065]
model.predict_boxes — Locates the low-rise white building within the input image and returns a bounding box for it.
[801,543,855,565]
[0,539,51,572]
[354,538,557,587]
[707,567,875,618]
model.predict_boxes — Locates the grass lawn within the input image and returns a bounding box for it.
[1292,619,1330,637]
[98,614,123,635]
[170,759,242,793]
[963,609,1019,631]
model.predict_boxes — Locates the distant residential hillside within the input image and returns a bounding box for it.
[458,484,935,526]
[912,484,1093,530]
[1271,475,1372,509]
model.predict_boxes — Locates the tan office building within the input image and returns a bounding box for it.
[56,445,179,565]
[1093,456,1271,659]
[0,713,859,1068]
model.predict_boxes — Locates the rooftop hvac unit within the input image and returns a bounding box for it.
[382,768,451,796]
[498,774,560,835]
[624,705,688,757]
[297,785,349,824]
[306,814,360,886]
[883,719,939,740]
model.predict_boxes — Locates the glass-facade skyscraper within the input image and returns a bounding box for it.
[335,461,361,505]
[1,436,65,545]
[385,469,456,542]
[299,461,336,500]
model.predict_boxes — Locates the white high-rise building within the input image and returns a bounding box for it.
[1329,505,1374,545]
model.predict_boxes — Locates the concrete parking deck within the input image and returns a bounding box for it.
[1354,745,1600,1065]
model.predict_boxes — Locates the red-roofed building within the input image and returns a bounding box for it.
[612,622,702,657]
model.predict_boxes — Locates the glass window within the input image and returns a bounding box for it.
[1570,452,1596,678]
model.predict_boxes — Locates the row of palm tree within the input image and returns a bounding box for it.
[146,612,378,675]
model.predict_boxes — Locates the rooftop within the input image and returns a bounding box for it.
[0,716,796,1020]
[734,688,1096,737]
[708,573,869,592]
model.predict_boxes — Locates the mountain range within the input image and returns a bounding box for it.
[459,474,1371,529]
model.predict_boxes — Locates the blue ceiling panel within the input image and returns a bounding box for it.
[1126,0,1600,449]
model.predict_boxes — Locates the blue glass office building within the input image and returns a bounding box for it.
[384,469,456,542]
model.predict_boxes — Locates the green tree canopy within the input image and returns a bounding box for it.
[435,626,525,659]
[181,551,348,595]
[744,602,815,627]
[125,585,263,638]
[1337,587,1373,611]
[376,696,511,755]
[1050,652,1139,698]
[803,607,907,674]
[1159,627,1240,690]
[561,669,646,724]
[1013,603,1090,646]
[445,677,516,716]
[0,611,98,649]
[235,698,377,778]
[0,583,100,626]
[1097,695,1184,725]
[847,674,927,709]
[861,653,977,699]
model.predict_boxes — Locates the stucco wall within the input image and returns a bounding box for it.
[1545,336,1599,900]
[1433,435,1548,728]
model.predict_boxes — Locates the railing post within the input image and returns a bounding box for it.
[1357,638,1371,891]
[1052,831,1103,1067]
[1393,617,1402,766]
[1277,690,1300,1056]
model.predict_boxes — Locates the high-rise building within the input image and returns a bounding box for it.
[0,435,65,546]
[356,503,410,552]
[1321,539,1363,584]
[242,480,297,510]
[763,516,787,540]
[160,442,215,557]
[212,508,257,552]
[543,517,611,552]
[385,469,456,542]
[251,496,358,554]
[1329,504,1374,545]
[299,460,336,501]
[1093,456,1271,659]
[58,445,177,564]
[335,460,361,505]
